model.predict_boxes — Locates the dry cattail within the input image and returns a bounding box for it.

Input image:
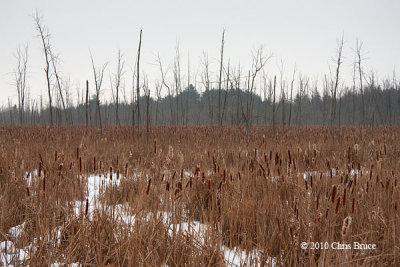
[195,165,200,176]
[343,188,346,207]
[218,181,223,192]
[341,216,352,237]
[85,198,89,216]
[58,163,63,177]
[335,197,341,214]
[276,218,281,233]
[146,179,152,195]
[331,186,336,203]
[352,198,355,213]
[177,181,182,192]
[354,144,359,154]
[38,162,42,178]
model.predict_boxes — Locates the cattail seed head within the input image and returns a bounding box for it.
[331,186,336,203]
[341,216,352,237]
[146,179,152,195]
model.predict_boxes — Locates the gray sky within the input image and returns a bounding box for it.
[1,0,399,106]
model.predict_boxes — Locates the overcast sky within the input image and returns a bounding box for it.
[1,0,399,106]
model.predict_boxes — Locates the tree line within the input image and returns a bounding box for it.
[3,13,400,133]
[2,81,400,126]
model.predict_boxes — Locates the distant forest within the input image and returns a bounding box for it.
[3,15,400,128]
[1,83,399,127]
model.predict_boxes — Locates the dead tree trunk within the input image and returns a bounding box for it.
[90,53,107,136]
[218,29,225,126]
[356,39,365,125]
[49,50,67,124]
[14,44,29,124]
[34,12,53,125]
[85,80,89,134]
[136,29,142,138]
[272,75,276,134]
[330,36,344,143]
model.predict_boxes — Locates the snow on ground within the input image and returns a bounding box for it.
[0,240,29,266]
[8,223,25,240]
[73,172,121,220]
[223,246,277,267]
[3,171,277,266]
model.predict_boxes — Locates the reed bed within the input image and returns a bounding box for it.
[0,125,399,266]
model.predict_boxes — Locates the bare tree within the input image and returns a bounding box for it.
[272,75,276,133]
[63,77,73,124]
[233,63,243,125]
[49,48,68,124]
[201,53,213,125]
[218,29,225,126]
[142,76,151,142]
[278,59,286,134]
[351,57,357,124]
[173,43,182,125]
[110,49,125,125]
[185,53,190,125]
[34,12,53,125]
[156,54,173,124]
[366,71,383,126]
[154,80,162,125]
[14,44,29,124]
[355,39,365,125]
[90,53,108,135]
[288,65,296,127]
[221,61,231,125]
[296,74,309,125]
[330,35,344,143]
[85,80,89,134]
[136,29,143,138]
[245,47,271,130]
[261,71,270,124]
[337,81,345,142]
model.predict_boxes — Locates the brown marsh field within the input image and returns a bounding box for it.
[0,125,399,266]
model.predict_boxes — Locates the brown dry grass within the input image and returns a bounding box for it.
[0,125,399,266]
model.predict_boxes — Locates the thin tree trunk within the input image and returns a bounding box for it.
[136,29,142,138]
[272,75,276,134]
[218,29,225,126]
[85,80,89,134]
